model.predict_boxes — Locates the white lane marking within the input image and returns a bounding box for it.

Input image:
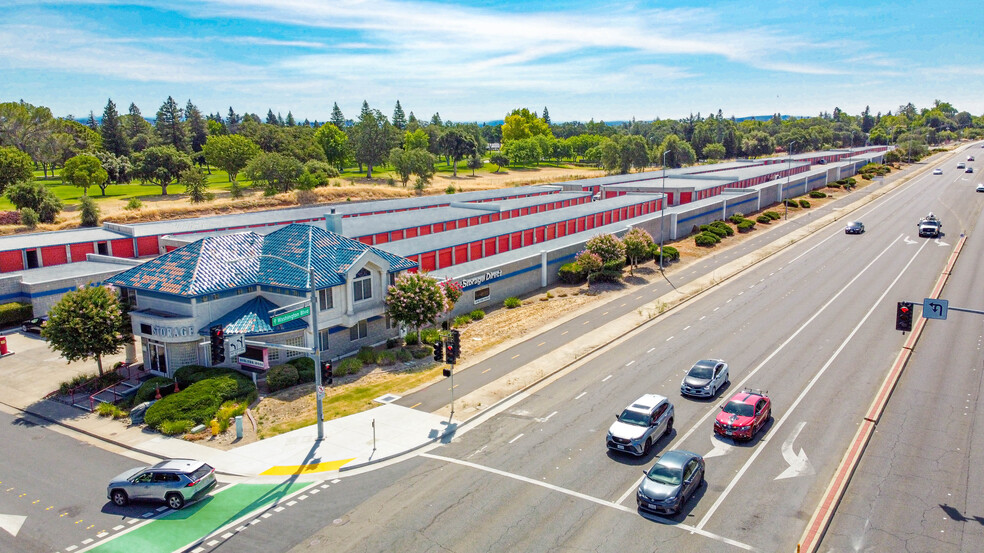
[776,421,815,480]
[666,336,674,341]
[737,291,743,296]
[683,326,691,331]
[602,374,613,382]
[625,360,635,366]
[540,411,557,422]
[647,348,656,353]
[575,392,587,400]
[420,453,755,551]
[618,233,909,508]
[700,316,706,320]
[704,435,735,459]
[713,307,720,311]
[726,298,733,303]
[509,433,524,444]
[696,236,927,529]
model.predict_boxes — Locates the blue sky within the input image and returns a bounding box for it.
[1,1,982,123]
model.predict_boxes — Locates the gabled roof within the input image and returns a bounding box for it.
[106,224,416,297]
[199,296,307,336]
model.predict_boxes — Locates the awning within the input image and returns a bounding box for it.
[199,296,308,336]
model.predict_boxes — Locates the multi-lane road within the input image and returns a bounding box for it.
[4,147,983,553]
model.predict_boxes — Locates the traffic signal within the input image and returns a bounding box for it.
[445,341,457,365]
[450,329,461,360]
[443,367,452,378]
[324,361,333,386]
[209,325,225,365]
[896,301,913,332]
[433,340,444,362]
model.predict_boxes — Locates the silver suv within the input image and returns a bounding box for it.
[107,459,216,510]
[607,394,674,456]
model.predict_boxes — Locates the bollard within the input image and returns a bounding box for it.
[0,336,7,355]
[235,415,243,439]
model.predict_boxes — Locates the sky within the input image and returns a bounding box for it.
[1,0,982,124]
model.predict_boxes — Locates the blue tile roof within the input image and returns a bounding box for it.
[199,296,307,336]
[106,224,417,297]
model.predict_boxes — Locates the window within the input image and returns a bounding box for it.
[474,287,490,304]
[284,335,304,359]
[354,267,372,302]
[349,319,368,341]
[122,288,138,308]
[319,328,331,350]
[318,288,333,311]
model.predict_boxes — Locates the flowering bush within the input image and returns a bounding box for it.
[0,211,20,225]
[439,278,464,308]
[385,272,447,341]
[585,233,626,264]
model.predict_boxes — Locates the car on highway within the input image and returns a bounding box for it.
[636,450,705,516]
[844,221,865,234]
[966,167,974,173]
[958,162,966,169]
[107,459,216,510]
[21,316,48,334]
[680,359,729,398]
[933,168,943,175]
[917,213,942,238]
[607,394,674,456]
[968,155,975,161]
[977,184,984,193]
[714,388,771,441]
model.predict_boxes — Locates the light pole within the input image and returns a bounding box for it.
[784,141,795,220]
[228,254,324,441]
[659,149,670,271]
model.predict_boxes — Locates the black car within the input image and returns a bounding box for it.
[22,316,48,334]
[966,167,974,173]
[845,221,865,234]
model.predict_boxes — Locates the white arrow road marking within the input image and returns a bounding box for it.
[904,236,917,245]
[0,514,26,537]
[775,421,815,480]
[705,435,734,458]
[935,238,950,247]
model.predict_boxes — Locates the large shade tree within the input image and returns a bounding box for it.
[43,285,132,376]
[132,145,193,195]
[61,154,108,196]
[202,134,260,183]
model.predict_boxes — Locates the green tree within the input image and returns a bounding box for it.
[79,196,100,227]
[403,128,429,151]
[155,96,186,152]
[202,134,260,183]
[654,134,697,168]
[42,285,132,376]
[585,233,625,264]
[599,135,650,174]
[501,108,552,141]
[61,154,108,196]
[185,100,209,169]
[352,108,395,178]
[392,101,407,130]
[243,151,303,194]
[181,167,212,203]
[490,153,509,172]
[6,180,63,223]
[100,98,129,157]
[384,272,448,342]
[621,227,654,275]
[501,138,541,165]
[466,153,483,176]
[95,151,132,192]
[0,145,34,193]
[437,129,477,177]
[330,102,346,128]
[702,143,726,160]
[389,147,435,187]
[132,145,193,195]
[314,123,349,171]
[575,251,603,288]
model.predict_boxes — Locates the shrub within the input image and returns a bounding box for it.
[386,337,403,349]
[0,301,32,325]
[297,366,315,383]
[337,357,363,376]
[504,297,522,308]
[420,328,441,345]
[836,179,847,185]
[798,199,810,208]
[396,348,413,362]
[404,332,420,346]
[784,199,798,207]
[695,232,719,247]
[95,402,127,419]
[133,376,177,404]
[704,225,729,238]
[729,213,745,224]
[736,219,756,232]
[756,215,772,224]
[592,268,623,283]
[143,374,256,430]
[79,196,100,227]
[267,363,300,392]
[444,185,456,194]
[453,315,471,327]
[861,174,872,180]
[411,346,431,359]
[356,346,378,364]
[377,350,397,366]
[160,420,195,436]
[126,198,143,210]
[0,211,20,225]
[827,182,842,188]
[558,262,585,284]
[657,245,679,262]
[585,233,626,264]
[173,365,217,387]
[469,310,485,321]
[20,207,38,228]
[809,190,826,198]
[764,211,781,220]
[709,221,734,236]
[847,178,857,185]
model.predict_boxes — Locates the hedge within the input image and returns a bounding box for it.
[144,374,256,430]
[736,219,756,232]
[504,297,521,308]
[695,232,719,247]
[809,191,826,198]
[356,346,378,364]
[377,350,397,366]
[0,302,33,325]
[336,357,363,376]
[453,315,471,327]
[654,245,679,263]
[798,199,810,208]
[133,376,178,405]
[289,357,314,372]
[395,348,413,362]
[267,363,299,392]
[558,262,585,284]
[756,215,772,224]
[469,310,485,321]
[420,328,441,345]
[764,211,781,220]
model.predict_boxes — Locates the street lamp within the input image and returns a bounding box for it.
[783,141,795,220]
[228,254,324,441]
[659,149,670,271]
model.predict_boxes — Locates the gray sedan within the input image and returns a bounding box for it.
[680,359,729,398]
[636,450,705,516]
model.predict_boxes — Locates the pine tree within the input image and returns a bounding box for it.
[542,106,551,126]
[392,101,407,130]
[227,107,241,134]
[155,96,186,151]
[430,112,443,126]
[360,100,371,120]
[286,112,296,127]
[86,111,99,131]
[100,99,129,157]
[266,109,279,125]
[185,100,208,168]
[330,103,345,128]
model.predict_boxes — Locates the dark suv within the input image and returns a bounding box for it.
[107,459,216,510]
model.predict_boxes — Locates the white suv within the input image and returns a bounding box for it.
[607,394,674,456]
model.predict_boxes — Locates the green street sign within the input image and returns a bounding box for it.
[271,305,310,326]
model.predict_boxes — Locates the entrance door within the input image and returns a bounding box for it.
[149,342,168,375]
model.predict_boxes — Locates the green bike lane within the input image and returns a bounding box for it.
[83,481,315,553]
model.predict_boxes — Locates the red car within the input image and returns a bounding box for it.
[714,389,771,441]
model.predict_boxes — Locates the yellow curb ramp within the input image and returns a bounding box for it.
[260,458,357,475]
